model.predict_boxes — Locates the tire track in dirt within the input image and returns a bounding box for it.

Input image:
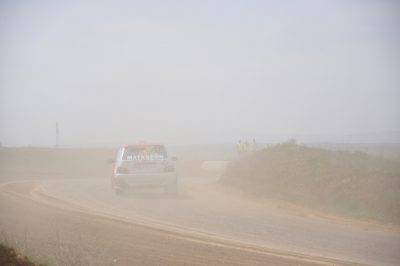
[0,180,364,266]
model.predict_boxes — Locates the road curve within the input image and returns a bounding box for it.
[1,177,399,266]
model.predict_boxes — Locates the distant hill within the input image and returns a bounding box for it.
[220,142,400,224]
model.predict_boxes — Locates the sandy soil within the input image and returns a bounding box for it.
[0,148,399,266]
[0,180,352,266]
[1,176,399,266]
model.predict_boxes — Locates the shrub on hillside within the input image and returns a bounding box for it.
[221,143,400,223]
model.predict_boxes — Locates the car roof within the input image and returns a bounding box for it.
[123,143,164,148]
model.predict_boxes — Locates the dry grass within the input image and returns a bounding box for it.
[220,142,400,224]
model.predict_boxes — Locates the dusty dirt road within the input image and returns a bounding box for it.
[0,176,399,266]
[0,180,341,266]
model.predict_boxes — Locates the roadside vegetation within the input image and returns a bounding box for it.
[220,142,400,224]
[0,243,43,266]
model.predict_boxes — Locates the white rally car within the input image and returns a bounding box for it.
[111,144,178,195]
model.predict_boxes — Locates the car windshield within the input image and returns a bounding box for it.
[122,145,167,161]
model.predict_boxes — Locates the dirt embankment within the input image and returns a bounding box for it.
[220,143,400,224]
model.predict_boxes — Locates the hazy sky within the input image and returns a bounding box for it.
[1,0,399,146]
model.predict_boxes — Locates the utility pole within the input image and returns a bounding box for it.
[56,122,59,148]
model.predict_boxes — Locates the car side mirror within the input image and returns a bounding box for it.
[171,156,178,161]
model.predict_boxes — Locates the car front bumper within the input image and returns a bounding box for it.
[113,172,177,189]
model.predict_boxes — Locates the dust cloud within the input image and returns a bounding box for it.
[1,1,400,146]
[1,1,400,266]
